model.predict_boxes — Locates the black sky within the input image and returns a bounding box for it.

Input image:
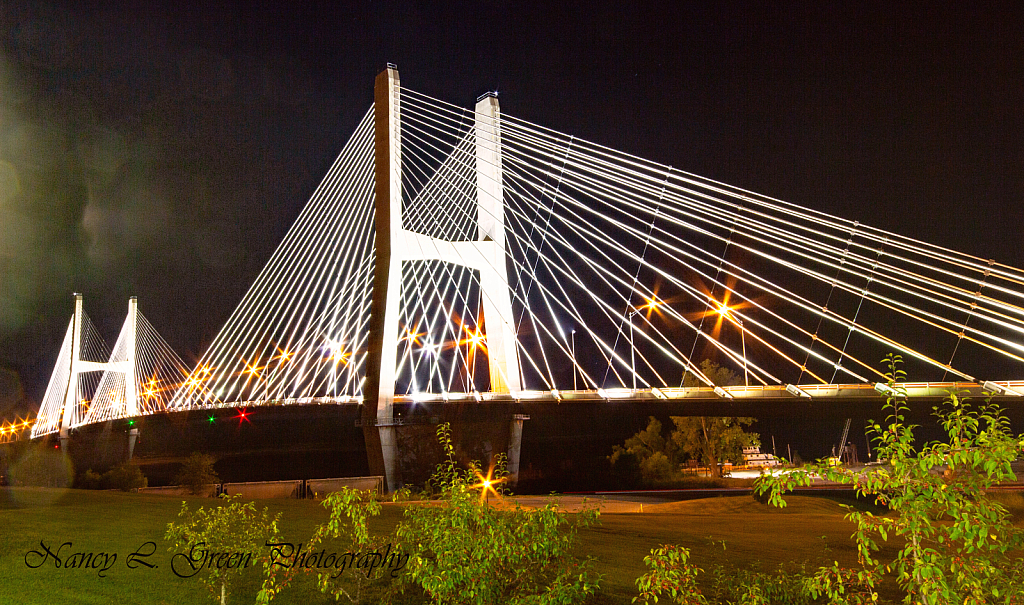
[2,2,1024,413]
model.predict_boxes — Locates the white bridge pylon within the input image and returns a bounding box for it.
[363,67,525,492]
[31,294,190,443]
[366,69,522,412]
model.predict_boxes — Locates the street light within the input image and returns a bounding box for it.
[627,298,661,390]
[461,325,485,393]
[628,308,640,390]
[715,302,748,388]
[571,329,577,390]
[421,341,441,392]
[737,316,748,388]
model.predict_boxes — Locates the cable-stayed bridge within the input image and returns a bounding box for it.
[32,66,1024,490]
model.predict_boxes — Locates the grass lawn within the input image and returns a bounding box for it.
[2,487,1019,604]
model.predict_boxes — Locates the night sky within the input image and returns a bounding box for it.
[2,2,1024,418]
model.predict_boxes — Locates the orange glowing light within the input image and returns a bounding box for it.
[460,325,486,350]
[400,329,424,345]
[472,464,506,504]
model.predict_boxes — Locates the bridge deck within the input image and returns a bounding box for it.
[190,381,1024,410]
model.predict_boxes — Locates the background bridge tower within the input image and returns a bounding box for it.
[363,65,523,491]
[54,295,122,449]
[33,294,189,445]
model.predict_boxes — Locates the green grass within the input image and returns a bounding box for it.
[578,496,893,604]
[4,487,1016,604]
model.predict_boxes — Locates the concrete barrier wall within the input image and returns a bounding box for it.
[139,484,219,497]
[306,476,383,497]
[223,480,302,499]
[138,476,384,500]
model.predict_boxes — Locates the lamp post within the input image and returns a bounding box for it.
[628,309,639,390]
[627,298,660,391]
[464,328,471,392]
[736,316,748,387]
[422,341,440,392]
[716,302,749,388]
[571,329,577,390]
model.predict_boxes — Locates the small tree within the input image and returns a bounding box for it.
[257,487,393,604]
[104,460,148,491]
[675,360,759,478]
[175,453,220,495]
[258,423,601,605]
[166,495,281,605]
[670,416,758,479]
[610,416,678,484]
[755,354,1024,604]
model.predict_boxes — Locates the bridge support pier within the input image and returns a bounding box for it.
[507,413,529,486]
[128,427,140,460]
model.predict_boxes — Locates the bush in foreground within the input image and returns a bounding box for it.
[167,495,281,605]
[258,422,600,605]
[105,460,147,491]
[395,424,600,604]
[634,542,815,605]
[756,354,1024,604]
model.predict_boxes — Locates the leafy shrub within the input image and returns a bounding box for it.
[395,423,601,605]
[755,354,1024,604]
[707,561,814,605]
[634,544,707,605]
[77,469,104,490]
[74,463,147,491]
[636,539,815,605]
[166,495,280,605]
[105,460,147,491]
[641,451,676,483]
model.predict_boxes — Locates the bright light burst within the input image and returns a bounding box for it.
[472,463,506,504]
[460,324,486,350]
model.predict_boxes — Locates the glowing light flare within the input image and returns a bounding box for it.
[1,415,36,441]
[180,365,215,394]
[323,340,352,365]
[241,359,264,378]
[638,296,665,321]
[234,408,251,425]
[460,325,487,351]
[472,464,506,504]
[141,375,162,400]
[400,329,424,345]
[686,292,751,340]
[271,347,294,363]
